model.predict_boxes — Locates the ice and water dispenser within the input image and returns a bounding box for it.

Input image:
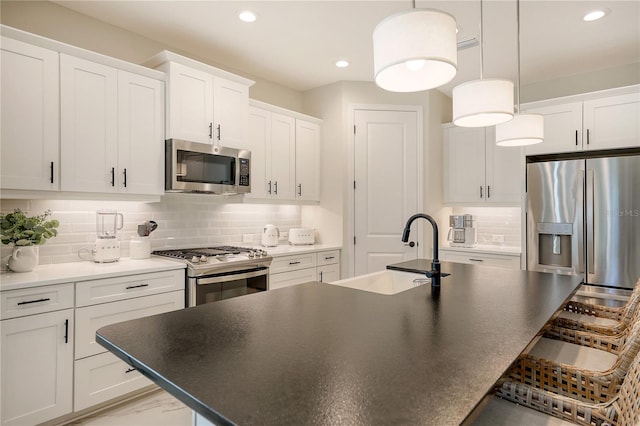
[535,222,573,268]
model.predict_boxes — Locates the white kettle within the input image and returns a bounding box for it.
[261,224,279,247]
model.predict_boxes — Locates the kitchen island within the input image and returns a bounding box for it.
[96,262,582,425]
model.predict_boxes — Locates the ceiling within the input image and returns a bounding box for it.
[52,1,640,95]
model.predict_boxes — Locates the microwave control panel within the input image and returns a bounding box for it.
[239,158,250,186]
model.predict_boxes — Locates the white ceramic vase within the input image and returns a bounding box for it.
[8,245,39,272]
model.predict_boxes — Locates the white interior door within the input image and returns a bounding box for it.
[353,108,420,276]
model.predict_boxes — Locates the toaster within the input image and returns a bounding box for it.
[288,228,315,245]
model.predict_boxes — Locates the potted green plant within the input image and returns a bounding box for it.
[1,209,60,272]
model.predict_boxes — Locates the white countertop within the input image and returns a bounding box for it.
[251,244,342,257]
[0,258,186,291]
[441,244,521,256]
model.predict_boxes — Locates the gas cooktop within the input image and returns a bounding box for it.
[152,246,271,276]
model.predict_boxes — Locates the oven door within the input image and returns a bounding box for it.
[188,266,268,306]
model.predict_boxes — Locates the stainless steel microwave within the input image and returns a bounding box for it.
[165,139,251,194]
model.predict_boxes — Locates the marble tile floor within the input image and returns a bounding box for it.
[65,390,192,426]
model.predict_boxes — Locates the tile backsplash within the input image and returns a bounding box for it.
[1,195,301,265]
[451,207,521,247]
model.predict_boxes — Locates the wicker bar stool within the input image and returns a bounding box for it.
[553,278,640,336]
[491,343,640,425]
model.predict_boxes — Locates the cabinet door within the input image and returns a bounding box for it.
[60,54,118,192]
[213,77,249,149]
[583,93,640,150]
[317,264,340,283]
[166,62,214,144]
[443,126,486,203]
[1,309,73,425]
[1,38,59,191]
[246,106,271,199]
[485,128,523,204]
[523,102,583,155]
[118,70,164,195]
[270,112,296,199]
[270,268,317,290]
[295,119,321,201]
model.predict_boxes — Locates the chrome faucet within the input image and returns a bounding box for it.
[401,213,445,287]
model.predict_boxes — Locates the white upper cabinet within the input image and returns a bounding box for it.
[247,101,322,202]
[117,71,164,195]
[164,62,214,144]
[60,54,119,193]
[523,86,640,156]
[148,51,254,148]
[295,119,321,201]
[1,37,59,191]
[60,56,164,195]
[443,125,522,205]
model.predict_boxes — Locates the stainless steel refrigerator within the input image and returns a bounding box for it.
[526,150,640,290]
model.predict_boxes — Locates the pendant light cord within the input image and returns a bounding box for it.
[515,0,521,113]
[479,0,484,79]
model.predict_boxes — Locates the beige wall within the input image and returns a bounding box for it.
[0,0,303,111]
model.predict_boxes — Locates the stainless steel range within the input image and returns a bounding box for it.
[153,246,272,307]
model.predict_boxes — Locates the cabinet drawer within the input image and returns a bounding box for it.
[270,268,317,290]
[1,283,74,320]
[76,269,184,307]
[270,253,317,274]
[440,251,521,270]
[74,351,153,411]
[316,250,339,266]
[75,290,184,359]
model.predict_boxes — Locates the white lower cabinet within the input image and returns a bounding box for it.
[440,248,521,270]
[269,249,341,289]
[74,351,149,411]
[74,272,184,409]
[1,308,74,425]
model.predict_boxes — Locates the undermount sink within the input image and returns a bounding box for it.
[328,270,430,295]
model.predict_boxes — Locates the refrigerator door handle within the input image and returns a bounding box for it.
[577,172,585,275]
[586,169,595,276]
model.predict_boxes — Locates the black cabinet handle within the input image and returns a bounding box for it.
[274,181,278,195]
[587,128,590,145]
[320,271,324,282]
[324,256,335,260]
[209,123,213,139]
[289,261,301,265]
[17,297,51,305]
[217,124,221,140]
[125,283,149,290]
[480,186,483,198]
[123,168,127,188]
[125,367,136,374]
[575,130,579,146]
[64,319,69,343]
[111,167,115,187]
[298,184,302,197]
[487,185,491,199]
[50,161,54,183]
[469,258,484,262]
[268,181,272,194]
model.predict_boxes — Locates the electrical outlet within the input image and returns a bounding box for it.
[242,233,253,243]
[491,234,505,243]
[279,231,288,241]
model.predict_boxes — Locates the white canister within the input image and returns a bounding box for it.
[130,237,151,260]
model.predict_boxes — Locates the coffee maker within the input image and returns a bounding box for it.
[448,214,477,248]
[93,209,124,263]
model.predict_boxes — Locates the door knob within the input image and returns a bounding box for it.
[404,241,415,247]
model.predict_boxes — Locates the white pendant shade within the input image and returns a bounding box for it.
[452,79,514,127]
[495,113,544,146]
[373,9,457,92]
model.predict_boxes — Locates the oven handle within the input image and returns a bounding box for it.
[196,266,269,285]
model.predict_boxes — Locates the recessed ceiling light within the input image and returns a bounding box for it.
[583,9,607,21]
[335,60,349,68]
[238,10,257,23]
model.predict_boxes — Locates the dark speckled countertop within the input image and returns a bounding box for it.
[96,261,581,426]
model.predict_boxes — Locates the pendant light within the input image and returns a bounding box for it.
[452,0,514,127]
[373,1,458,92]
[495,0,544,146]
